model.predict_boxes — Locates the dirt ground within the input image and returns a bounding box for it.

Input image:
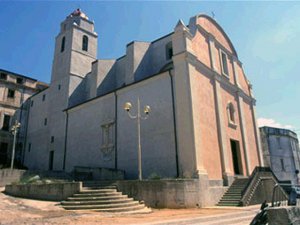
[0,187,245,225]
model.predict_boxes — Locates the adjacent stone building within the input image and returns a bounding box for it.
[23,9,263,191]
[260,126,300,183]
[0,69,48,167]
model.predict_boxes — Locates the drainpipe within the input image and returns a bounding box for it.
[63,111,69,170]
[114,92,118,170]
[168,70,179,177]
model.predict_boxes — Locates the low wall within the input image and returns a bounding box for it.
[115,179,225,208]
[0,169,26,187]
[116,180,200,208]
[5,182,82,201]
[268,206,300,225]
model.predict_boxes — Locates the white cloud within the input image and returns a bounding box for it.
[257,117,293,129]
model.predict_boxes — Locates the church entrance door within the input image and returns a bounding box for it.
[230,140,243,175]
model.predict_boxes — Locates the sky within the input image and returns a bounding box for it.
[0,1,299,136]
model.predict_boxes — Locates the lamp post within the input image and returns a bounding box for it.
[124,97,151,180]
[10,120,21,170]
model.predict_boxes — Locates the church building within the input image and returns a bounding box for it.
[23,9,263,186]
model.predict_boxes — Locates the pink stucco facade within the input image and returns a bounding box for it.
[175,14,262,181]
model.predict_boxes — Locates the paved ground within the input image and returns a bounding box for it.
[0,187,259,225]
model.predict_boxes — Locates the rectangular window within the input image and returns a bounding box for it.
[28,143,31,152]
[42,94,46,101]
[16,77,23,84]
[2,115,11,131]
[220,50,229,76]
[0,73,7,80]
[165,42,173,60]
[31,100,34,107]
[7,89,15,98]
[44,118,47,126]
[280,158,285,171]
[51,136,54,143]
[58,84,61,90]
[276,137,282,149]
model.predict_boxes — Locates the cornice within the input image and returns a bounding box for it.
[185,51,255,103]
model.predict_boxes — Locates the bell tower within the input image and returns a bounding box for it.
[51,9,98,83]
[46,9,98,171]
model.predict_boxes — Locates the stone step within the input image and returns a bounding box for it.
[73,192,123,197]
[217,203,240,207]
[67,195,128,201]
[82,186,117,190]
[62,198,134,205]
[219,196,241,200]
[80,189,117,193]
[93,204,148,213]
[110,207,152,214]
[62,201,140,210]
[82,181,116,186]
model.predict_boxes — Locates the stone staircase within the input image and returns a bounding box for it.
[217,178,249,206]
[61,181,151,213]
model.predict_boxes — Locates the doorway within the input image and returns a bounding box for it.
[49,151,54,170]
[230,140,243,175]
[0,142,8,165]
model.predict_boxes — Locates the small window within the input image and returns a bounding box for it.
[82,35,88,51]
[7,89,15,98]
[0,73,7,80]
[276,137,282,149]
[280,158,285,171]
[220,50,229,76]
[227,102,235,124]
[2,115,11,131]
[28,143,31,152]
[42,94,46,101]
[31,100,34,107]
[61,36,65,52]
[44,118,47,126]
[51,136,54,143]
[166,42,173,60]
[58,84,61,90]
[16,78,23,84]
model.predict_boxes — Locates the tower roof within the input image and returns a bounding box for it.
[68,8,88,20]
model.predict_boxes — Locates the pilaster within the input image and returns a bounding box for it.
[172,20,207,178]
[251,102,264,166]
[236,92,251,175]
[208,35,232,185]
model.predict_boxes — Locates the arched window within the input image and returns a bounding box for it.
[82,35,88,51]
[227,102,235,124]
[61,36,65,52]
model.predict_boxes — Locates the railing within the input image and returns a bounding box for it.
[272,184,299,207]
[241,167,273,196]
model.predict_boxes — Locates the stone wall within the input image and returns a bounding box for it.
[0,169,26,187]
[5,182,81,201]
[268,206,300,225]
[115,179,226,208]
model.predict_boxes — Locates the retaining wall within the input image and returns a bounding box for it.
[5,182,82,201]
[116,179,226,208]
[268,206,300,225]
[0,169,26,187]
